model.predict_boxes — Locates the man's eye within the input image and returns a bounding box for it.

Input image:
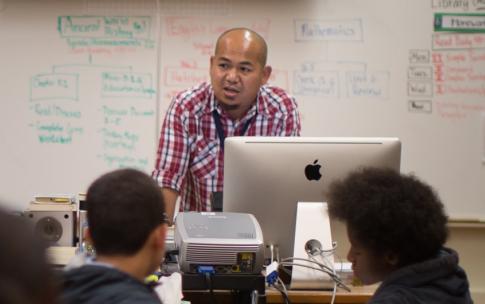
[240,67,252,73]
[219,63,229,69]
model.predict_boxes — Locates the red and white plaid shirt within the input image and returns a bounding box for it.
[153,82,301,212]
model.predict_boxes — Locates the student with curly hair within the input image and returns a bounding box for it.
[327,167,473,304]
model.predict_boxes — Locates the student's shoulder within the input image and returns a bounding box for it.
[63,266,160,304]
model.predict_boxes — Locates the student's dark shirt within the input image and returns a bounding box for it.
[61,265,162,304]
[370,247,473,304]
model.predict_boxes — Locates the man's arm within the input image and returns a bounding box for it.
[162,187,179,226]
[282,96,301,136]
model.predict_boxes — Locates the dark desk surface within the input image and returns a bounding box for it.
[183,285,377,304]
[266,285,377,304]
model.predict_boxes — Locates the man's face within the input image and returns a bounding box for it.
[346,227,392,285]
[210,33,271,119]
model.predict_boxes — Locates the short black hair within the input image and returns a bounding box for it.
[327,167,448,267]
[86,168,166,256]
[0,208,57,304]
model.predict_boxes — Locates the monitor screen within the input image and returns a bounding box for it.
[223,137,401,261]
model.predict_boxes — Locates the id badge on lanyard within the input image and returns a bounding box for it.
[211,110,254,211]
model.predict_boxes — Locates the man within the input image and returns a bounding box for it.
[327,167,473,304]
[61,169,168,304]
[153,28,301,223]
[0,208,58,304]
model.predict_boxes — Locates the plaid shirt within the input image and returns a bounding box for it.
[153,82,301,212]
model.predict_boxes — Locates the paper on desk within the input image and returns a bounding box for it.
[155,272,183,304]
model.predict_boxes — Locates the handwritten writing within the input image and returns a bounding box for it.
[432,33,485,49]
[102,72,155,98]
[408,67,433,80]
[31,104,81,118]
[433,49,485,96]
[164,17,270,41]
[31,73,78,101]
[58,16,151,40]
[408,100,432,113]
[98,153,148,169]
[164,67,209,87]
[434,100,485,120]
[408,81,433,97]
[65,37,154,49]
[294,19,363,41]
[29,121,84,144]
[432,0,470,10]
[409,50,430,64]
[293,71,339,97]
[347,71,389,98]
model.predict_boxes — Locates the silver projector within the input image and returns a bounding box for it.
[175,212,264,274]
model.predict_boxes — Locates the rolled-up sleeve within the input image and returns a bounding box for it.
[152,97,190,191]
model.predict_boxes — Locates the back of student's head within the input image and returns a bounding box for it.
[328,167,448,267]
[0,208,58,304]
[86,168,165,256]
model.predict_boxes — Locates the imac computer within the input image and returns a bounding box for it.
[223,137,401,265]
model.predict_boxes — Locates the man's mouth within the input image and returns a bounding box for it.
[223,86,240,98]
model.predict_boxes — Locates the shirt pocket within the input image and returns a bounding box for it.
[189,137,218,182]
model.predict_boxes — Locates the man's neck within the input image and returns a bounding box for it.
[96,254,151,282]
[219,103,253,121]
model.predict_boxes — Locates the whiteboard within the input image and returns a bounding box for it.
[0,0,484,219]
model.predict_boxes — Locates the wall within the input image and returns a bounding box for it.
[1,0,484,218]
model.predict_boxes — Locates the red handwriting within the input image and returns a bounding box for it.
[68,46,137,56]
[435,100,485,120]
[432,50,485,96]
[163,67,209,87]
[164,17,271,40]
[433,33,485,50]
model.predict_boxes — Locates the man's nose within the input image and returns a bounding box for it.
[226,68,238,82]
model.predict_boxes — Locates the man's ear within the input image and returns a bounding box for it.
[262,65,272,85]
[210,56,215,69]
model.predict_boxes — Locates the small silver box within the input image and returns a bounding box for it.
[23,203,76,247]
[175,212,264,274]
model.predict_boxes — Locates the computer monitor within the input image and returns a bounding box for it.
[223,137,401,261]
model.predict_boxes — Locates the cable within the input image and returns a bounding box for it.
[311,253,338,304]
[203,272,217,304]
[277,277,289,301]
[271,278,291,304]
[279,262,350,292]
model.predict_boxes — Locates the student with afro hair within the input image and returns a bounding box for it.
[327,167,473,304]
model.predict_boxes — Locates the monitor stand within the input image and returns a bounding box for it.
[290,202,335,290]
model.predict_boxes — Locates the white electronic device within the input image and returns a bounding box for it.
[291,202,335,289]
[175,212,264,274]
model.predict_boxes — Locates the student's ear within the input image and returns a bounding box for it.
[384,251,399,267]
[84,227,93,245]
[152,224,167,249]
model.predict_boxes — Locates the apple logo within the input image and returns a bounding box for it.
[305,160,322,181]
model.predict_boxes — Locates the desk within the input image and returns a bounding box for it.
[182,273,266,304]
[181,284,377,304]
[266,285,377,304]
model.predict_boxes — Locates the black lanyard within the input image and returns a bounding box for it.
[212,110,254,151]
